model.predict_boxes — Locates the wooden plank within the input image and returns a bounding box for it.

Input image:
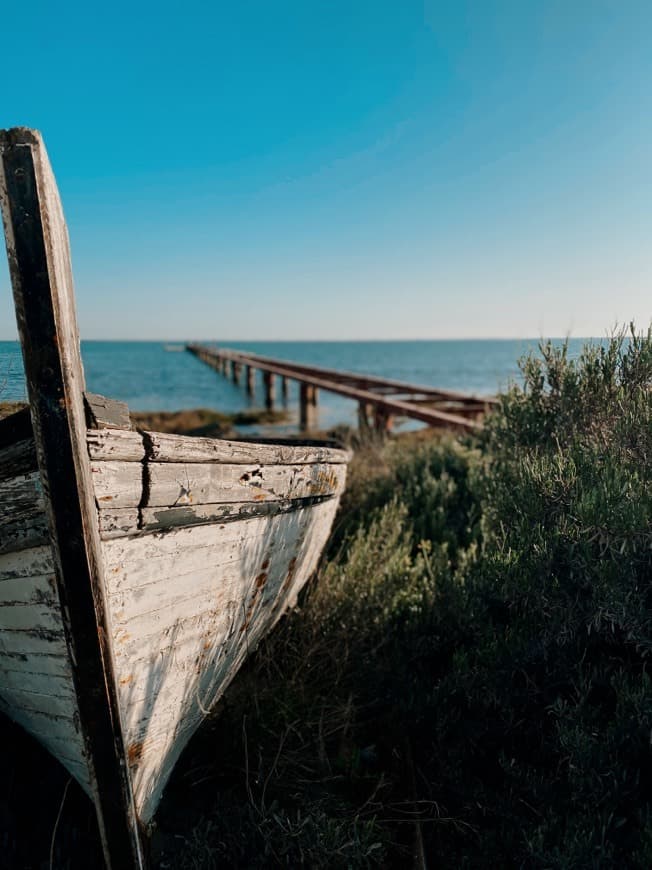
[97,493,333,539]
[0,514,49,555]
[2,700,79,736]
[101,494,341,584]
[0,650,72,680]
[0,438,38,482]
[0,471,44,526]
[108,545,292,636]
[0,571,61,675]
[0,545,54,582]
[85,392,132,431]
[91,460,346,509]
[0,627,67,657]
[0,127,144,868]
[103,498,338,825]
[0,600,65,632]
[110,641,234,708]
[0,667,76,699]
[0,573,56,606]
[0,443,46,554]
[87,427,351,465]
[0,684,75,718]
[102,512,299,594]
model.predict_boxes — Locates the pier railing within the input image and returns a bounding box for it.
[187,344,497,433]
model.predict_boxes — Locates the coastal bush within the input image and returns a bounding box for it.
[335,436,481,557]
[159,327,652,868]
[420,327,652,866]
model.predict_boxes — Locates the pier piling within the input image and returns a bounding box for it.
[263,372,276,410]
[300,383,318,431]
[246,365,255,397]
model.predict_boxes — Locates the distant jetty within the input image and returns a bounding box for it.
[187,343,497,433]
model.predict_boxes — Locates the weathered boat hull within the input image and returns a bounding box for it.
[93,433,347,825]
[0,127,350,867]
[0,422,347,827]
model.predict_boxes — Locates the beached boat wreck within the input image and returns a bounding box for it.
[0,128,350,867]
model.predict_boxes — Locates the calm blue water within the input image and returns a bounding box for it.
[0,339,596,431]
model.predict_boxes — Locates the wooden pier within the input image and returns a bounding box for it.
[187,345,498,433]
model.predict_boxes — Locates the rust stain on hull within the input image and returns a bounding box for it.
[128,741,144,768]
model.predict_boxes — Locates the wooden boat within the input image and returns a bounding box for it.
[0,128,350,868]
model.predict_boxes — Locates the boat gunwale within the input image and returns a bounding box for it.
[88,426,352,465]
[97,491,337,541]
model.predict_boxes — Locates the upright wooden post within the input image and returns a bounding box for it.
[300,383,318,431]
[280,376,289,403]
[357,401,372,437]
[263,371,276,410]
[373,406,393,435]
[246,365,255,397]
[232,361,241,384]
[0,128,144,869]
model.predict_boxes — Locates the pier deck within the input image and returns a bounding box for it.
[187,345,497,434]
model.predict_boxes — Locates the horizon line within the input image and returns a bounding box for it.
[0,335,614,344]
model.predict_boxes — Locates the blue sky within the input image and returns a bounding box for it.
[0,0,650,340]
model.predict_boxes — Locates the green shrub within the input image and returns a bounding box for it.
[419,327,652,866]
[333,437,481,561]
[158,327,652,869]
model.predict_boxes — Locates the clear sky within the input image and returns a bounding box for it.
[0,1,650,340]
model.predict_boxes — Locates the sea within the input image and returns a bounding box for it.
[0,338,596,432]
